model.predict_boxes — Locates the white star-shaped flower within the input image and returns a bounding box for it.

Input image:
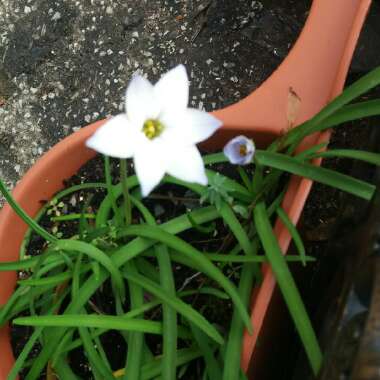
[86,65,222,196]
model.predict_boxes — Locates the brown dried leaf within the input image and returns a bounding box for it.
[287,87,301,128]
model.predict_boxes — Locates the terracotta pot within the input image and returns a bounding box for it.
[0,0,371,378]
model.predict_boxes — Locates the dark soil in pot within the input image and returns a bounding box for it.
[10,154,252,379]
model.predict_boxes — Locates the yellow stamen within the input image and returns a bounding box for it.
[239,144,247,156]
[142,119,164,139]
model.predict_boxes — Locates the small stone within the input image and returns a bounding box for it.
[223,62,236,69]
[251,1,263,12]
[69,195,77,207]
[154,204,165,217]
[52,12,61,21]
[123,14,143,30]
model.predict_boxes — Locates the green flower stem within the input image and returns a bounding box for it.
[120,158,132,226]
[132,195,178,380]
[104,156,123,226]
[51,213,95,222]
[123,262,144,380]
[156,244,177,380]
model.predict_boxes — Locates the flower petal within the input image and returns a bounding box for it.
[154,65,189,113]
[223,135,255,165]
[133,141,168,196]
[167,145,208,186]
[86,114,138,158]
[161,108,222,145]
[125,74,160,128]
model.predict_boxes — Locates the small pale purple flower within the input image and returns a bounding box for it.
[223,135,255,165]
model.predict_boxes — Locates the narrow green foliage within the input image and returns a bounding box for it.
[119,224,252,333]
[0,179,57,243]
[256,150,376,200]
[122,262,144,380]
[14,315,169,334]
[123,272,224,344]
[54,239,126,301]
[120,158,132,226]
[311,149,380,166]
[190,324,222,380]
[254,202,322,375]
[277,207,307,266]
[104,155,123,226]
[218,201,258,380]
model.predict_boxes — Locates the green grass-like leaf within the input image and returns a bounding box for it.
[254,202,322,375]
[24,207,220,379]
[311,149,380,166]
[277,207,307,266]
[0,179,57,243]
[218,201,258,380]
[123,272,223,345]
[54,239,126,301]
[14,315,167,334]
[256,150,375,200]
[119,224,252,334]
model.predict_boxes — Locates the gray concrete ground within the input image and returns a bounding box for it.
[1,0,379,207]
[0,0,310,205]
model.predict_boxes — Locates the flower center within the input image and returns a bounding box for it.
[238,144,248,156]
[142,119,164,140]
